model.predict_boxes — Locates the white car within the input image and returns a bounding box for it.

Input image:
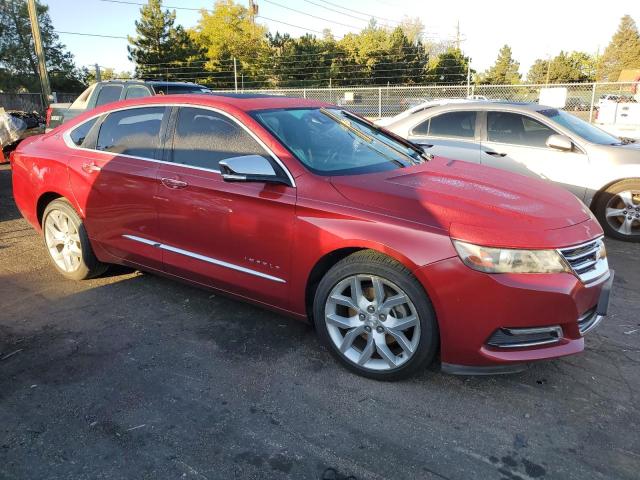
[376,99,480,127]
[382,101,640,241]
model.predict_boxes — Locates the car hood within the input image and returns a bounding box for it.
[330,157,597,249]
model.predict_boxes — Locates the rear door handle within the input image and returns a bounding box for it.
[484,151,507,157]
[81,161,101,173]
[161,177,188,189]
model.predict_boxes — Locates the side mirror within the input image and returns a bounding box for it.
[219,155,285,184]
[546,134,573,152]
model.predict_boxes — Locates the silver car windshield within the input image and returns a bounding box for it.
[539,109,621,145]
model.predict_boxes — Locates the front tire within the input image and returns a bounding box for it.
[313,250,439,381]
[42,198,108,280]
[594,180,640,242]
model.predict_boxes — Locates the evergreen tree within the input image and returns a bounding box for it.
[127,0,202,81]
[596,15,640,81]
[426,48,470,84]
[0,0,84,93]
[479,45,521,84]
[527,51,596,83]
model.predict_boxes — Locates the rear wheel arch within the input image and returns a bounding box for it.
[36,192,65,227]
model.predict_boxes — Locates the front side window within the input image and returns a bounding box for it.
[69,118,98,146]
[94,85,124,107]
[487,111,556,148]
[252,108,425,176]
[96,107,165,158]
[413,111,476,138]
[171,107,265,170]
[539,108,621,145]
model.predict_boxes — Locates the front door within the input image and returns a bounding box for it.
[480,111,588,199]
[154,106,296,307]
[66,106,168,270]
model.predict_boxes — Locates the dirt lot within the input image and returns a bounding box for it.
[1,163,639,480]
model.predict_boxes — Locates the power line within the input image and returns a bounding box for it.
[314,0,402,25]
[99,0,201,11]
[262,0,359,30]
[55,30,128,39]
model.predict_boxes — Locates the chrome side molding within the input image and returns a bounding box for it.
[123,235,286,283]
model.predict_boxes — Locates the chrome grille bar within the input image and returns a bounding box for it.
[558,237,609,284]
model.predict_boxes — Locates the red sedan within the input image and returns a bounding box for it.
[10,94,613,380]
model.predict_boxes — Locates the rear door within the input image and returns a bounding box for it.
[154,106,296,307]
[66,106,169,270]
[480,110,588,199]
[406,110,482,163]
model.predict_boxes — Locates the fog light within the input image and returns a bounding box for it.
[486,326,563,349]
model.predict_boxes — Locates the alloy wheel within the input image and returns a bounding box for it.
[44,209,82,273]
[605,190,640,237]
[324,274,421,371]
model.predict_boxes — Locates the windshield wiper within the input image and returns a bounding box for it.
[320,108,417,167]
[340,110,430,162]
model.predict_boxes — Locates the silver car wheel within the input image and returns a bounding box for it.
[324,274,420,371]
[605,190,640,236]
[44,209,82,273]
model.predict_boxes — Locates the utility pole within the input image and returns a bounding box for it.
[466,59,471,96]
[95,63,102,82]
[233,57,238,92]
[545,56,551,85]
[248,0,257,24]
[27,0,52,108]
[455,20,461,50]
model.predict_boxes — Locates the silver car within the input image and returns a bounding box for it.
[382,102,640,242]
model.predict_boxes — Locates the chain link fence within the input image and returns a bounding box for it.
[219,82,639,122]
[1,82,637,121]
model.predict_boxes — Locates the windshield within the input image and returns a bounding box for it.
[539,108,621,145]
[252,108,425,175]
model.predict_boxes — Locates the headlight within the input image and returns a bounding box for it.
[453,240,570,274]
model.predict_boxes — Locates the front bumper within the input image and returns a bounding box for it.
[415,257,613,372]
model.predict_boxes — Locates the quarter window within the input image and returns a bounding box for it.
[171,107,266,170]
[96,107,165,158]
[69,118,98,146]
[487,112,557,148]
[94,85,123,107]
[413,111,476,139]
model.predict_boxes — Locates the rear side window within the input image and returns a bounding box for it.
[96,107,165,158]
[413,111,476,138]
[171,107,265,170]
[94,85,123,107]
[69,118,98,146]
[125,85,152,99]
[487,112,556,148]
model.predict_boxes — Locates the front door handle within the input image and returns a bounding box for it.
[419,143,434,149]
[161,177,188,189]
[484,151,507,157]
[81,161,101,173]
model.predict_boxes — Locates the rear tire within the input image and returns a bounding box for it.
[594,180,640,242]
[42,198,108,280]
[313,250,439,381]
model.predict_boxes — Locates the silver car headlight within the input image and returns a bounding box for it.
[453,240,571,274]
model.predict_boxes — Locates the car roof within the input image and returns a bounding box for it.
[72,93,330,117]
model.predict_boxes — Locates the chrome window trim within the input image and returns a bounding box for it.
[62,103,296,187]
[123,234,286,284]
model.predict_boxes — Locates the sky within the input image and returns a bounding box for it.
[47,0,638,77]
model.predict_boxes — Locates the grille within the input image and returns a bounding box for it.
[558,237,609,284]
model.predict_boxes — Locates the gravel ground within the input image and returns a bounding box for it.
[1,163,639,480]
